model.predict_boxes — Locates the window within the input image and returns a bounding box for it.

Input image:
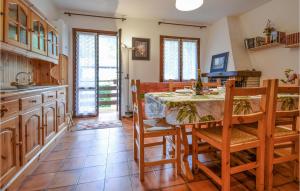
[160,36,200,81]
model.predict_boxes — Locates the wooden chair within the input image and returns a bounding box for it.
[239,80,299,191]
[131,79,181,181]
[192,79,272,191]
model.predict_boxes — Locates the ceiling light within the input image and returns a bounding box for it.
[176,0,203,11]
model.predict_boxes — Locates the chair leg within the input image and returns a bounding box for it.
[163,136,166,155]
[176,128,181,175]
[221,150,230,191]
[265,142,274,191]
[192,128,198,172]
[133,126,138,161]
[139,136,145,181]
[256,144,265,191]
[293,140,299,181]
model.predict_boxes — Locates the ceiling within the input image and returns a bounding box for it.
[52,0,271,24]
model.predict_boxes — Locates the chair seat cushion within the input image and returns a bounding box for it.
[143,119,174,132]
[196,126,257,145]
[237,124,297,137]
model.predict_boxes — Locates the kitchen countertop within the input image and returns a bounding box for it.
[0,85,68,99]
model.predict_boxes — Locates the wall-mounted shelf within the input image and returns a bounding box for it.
[0,42,58,64]
[248,42,281,51]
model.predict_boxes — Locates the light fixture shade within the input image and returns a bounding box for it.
[176,0,203,11]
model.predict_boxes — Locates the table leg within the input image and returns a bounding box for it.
[180,125,194,181]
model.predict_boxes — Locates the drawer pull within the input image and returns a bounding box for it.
[60,92,65,95]
[0,106,8,117]
[48,95,54,98]
[31,100,37,103]
[16,142,23,146]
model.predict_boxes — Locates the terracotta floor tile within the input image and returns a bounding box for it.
[84,155,107,167]
[43,150,70,161]
[106,162,130,178]
[88,146,108,156]
[187,180,218,191]
[67,148,90,158]
[128,160,154,175]
[107,151,130,164]
[61,157,86,171]
[32,160,63,175]
[48,170,81,189]
[154,168,185,188]
[161,184,190,191]
[79,166,106,183]
[105,176,132,191]
[19,173,56,191]
[131,171,161,190]
[76,180,105,191]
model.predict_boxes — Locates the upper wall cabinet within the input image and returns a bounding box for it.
[4,0,30,49]
[0,0,4,41]
[31,11,47,55]
[47,25,59,59]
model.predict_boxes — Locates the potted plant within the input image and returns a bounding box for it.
[263,19,276,44]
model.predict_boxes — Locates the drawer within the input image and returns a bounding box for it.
[0,100,19,120]
[20,95,42,111]
[43,91,56,103]
[57,89,66,100]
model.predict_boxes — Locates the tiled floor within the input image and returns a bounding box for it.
[17,118,299,191]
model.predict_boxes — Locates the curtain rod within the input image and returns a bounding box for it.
[64,12,126,21]
[158,21,206,29]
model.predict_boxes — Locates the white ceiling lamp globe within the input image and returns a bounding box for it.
[176,0,204,11]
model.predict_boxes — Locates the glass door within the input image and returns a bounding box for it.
[75,31,98,116]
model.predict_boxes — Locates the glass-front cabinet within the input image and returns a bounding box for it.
[47,25,59,59]
[4,0,30,49]
[31,11,47,55]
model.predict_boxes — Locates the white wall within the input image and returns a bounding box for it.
[239,0,299,80]
[28,0,59,21]
[61,14,208,114]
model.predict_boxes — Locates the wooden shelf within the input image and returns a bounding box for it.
[248,42,281,51]
[0,42,58,64]
[285,43,299,48]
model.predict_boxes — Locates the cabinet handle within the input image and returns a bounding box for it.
[48,95,54,98]
[60,92,64,95]
[16,142,23,146]
[1,155,6,160]
[0,106,8,117]
[31,100,37,103]
[0,12,4,16]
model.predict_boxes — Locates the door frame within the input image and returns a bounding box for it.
[72,28,119,118]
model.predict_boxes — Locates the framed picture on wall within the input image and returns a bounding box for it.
[132,37,150,60]
[210,52,229,73]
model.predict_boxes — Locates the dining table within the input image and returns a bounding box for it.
[144,88,299,180]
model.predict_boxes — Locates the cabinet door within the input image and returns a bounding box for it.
[20,108,42,164]
[47,25,59,59]
[56,99,66,132]
[42,102,56,144]
[4,0,30,49]
[0,117,20,188]
[30,11,47,55]
[0,0,4,41]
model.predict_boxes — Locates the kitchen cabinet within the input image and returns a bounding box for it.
[47,25,59,59]
[4,0,30,49]
[56,99,66,132]
[42,102,56,144]
[0,117,20,188]
[31,11,47,55]
[20,108,42,164]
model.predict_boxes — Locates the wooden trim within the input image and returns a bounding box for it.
[159,35,200,82]
[72,28,117,36]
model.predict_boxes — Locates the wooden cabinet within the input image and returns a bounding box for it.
[0,117,20,188]
[0,0,4,41]
[0,99,18,120]
[42,102,56,144]
[56,99,66,132]
[20,108,42,164]
[4,0,30,49]
[30,11,47,55]
[47,25,59,59]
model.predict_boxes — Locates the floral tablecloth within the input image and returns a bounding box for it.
[144,90,299,125]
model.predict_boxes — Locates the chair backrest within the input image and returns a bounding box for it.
[169,81,195,92]
[131,79,144,134]
[222,79,272,149]
[203,79,222,88]
[267,81,300,135]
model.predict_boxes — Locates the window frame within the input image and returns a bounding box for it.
[160,35,200,82]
